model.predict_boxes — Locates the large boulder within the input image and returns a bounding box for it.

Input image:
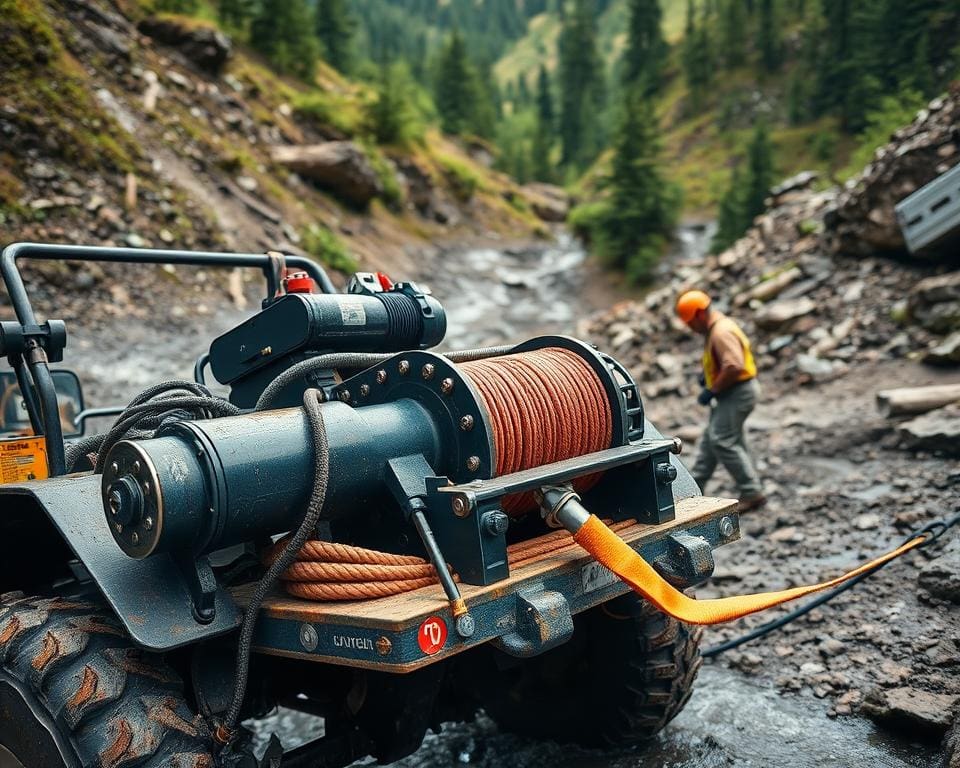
[908,271,960,333]
[521,182,570,223]
[824,85,960,259]
[138,16,232,73]
[271,142,383,208]
[897,402,960,455]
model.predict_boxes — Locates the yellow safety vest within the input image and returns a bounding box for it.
[702,316,757,389]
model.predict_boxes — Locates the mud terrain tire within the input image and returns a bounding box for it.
[0,593,215,768]
[465,593,702,747]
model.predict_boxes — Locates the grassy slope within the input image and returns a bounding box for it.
[493,0,855,217]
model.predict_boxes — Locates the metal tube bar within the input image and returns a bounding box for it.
[411,508,462,604]
[11,356,42,434]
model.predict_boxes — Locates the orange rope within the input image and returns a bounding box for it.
[460,348,612,515]
[274,347,617,602]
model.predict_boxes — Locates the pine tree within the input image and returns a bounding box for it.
[711,164,747,253]
[250,0,319,81]
[532,64,555,181]
[434,31,475,135]
[558,0,604,167]
[623,0,666,92]
[594,86,680,282]
[743,121,774,222]
[757,0,782,73]
[369,61,422,146]
[217,0,254,30]
[536,65,553,127]
[683,2,713,109]
[719,0,747,68]
[316,0,356,73]
[433,31,495,138]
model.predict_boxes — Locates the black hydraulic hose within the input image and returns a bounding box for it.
[702,510,960,658]
[254,345,515,411]
[84,381,241,474]
[221,388,329,740]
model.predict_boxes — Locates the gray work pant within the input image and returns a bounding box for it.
[691,378,762,497]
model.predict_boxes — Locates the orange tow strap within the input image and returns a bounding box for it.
[573,515,928,625]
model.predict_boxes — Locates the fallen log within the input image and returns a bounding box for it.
[876,383,960,417]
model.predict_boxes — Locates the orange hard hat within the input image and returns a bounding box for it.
[675,290,711,323]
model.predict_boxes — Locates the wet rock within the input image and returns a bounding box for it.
[918,537,960,603]
[909,271,960,333]
[521,182,569,222]
[754,297,816,330]
[924,331,960,365]
[861,686,958,739]
[898,403,960,455]
[271,142,383,207]
[138,17,232,73]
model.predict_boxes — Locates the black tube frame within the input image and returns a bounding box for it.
[1,242,336,476]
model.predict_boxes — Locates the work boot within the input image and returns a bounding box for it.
[738,493,767,512]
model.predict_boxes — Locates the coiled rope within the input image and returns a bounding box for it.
[272,347,617,600]
[460,347,613,515]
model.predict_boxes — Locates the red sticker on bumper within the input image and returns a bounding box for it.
[418,616,447,655]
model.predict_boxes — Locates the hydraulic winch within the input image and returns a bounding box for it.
[101,333,686,623]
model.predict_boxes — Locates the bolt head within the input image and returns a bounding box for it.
[143,516,153,531]
[398,360,410,375]
[110,462,119,475]
[299,623,319,652]
[130,531,139,546]
[132,460,141,474]
[376,369,388,384]
[338,390,351,402]
[466,456,480,472]
[452,496,470,517]
[459,414,474,431]
[440,377,454,394]
[421,363,435,381]
[482,510,509,536]
[719,516,735,539]
[455,613,476,638]
[656,462,678,484]
[359,384,370,397]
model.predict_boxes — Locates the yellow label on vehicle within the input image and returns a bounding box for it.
[0,436,49,484]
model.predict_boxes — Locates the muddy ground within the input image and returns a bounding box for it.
[4,236,957,766]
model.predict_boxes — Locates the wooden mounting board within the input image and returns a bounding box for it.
[244,495,739,632]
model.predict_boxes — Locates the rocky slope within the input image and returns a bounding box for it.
[0,0,565,323]
[582,87,960,761]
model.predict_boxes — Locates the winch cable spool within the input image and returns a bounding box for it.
[270,346,618,600]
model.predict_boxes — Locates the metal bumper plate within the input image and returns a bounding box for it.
[243,495,739,672]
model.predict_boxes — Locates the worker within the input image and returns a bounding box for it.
[675,290,766,511]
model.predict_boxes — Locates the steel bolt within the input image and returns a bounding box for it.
[671,437,683,454]
[421,363,435,381]
[359,384,370,397]
[656,462,678,484]
[110,462,119,476]
[398,360,410,375]
[143,516,153,531]
[108,490,120,516]
[455,613,476,639]
[440,377,454,395]
[376,369,388,385]
[132,460,141,474]
[459,414,474,431]
[481,510,509,536]
[299,623,319,652]
[452,496,470,517]
[130,532,139,546]
[338,390,351,403]
[142,481,151,495]
[376,636,392,656]
[466,456,480,472]
[719,516,735,539]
